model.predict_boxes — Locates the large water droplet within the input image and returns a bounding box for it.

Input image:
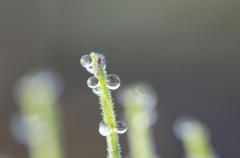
[116,120,127,134]
[87,76,99,89]
[99,121,112,136]
[106,74,120,90]
[80,55,92,68]
[92,87,100,96]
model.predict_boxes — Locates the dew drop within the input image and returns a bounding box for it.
[99,121,112,136]
[92,87,100,96]
[106,74,120,90]
[87,76,99,89]
[116,120,127,134]
[80,55,92,68]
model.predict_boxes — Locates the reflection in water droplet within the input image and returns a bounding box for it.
[99,121,112,136]
[80,55,92,68]
[92,87,100,96]
[116,120,127,134]
[106,74,120,90]
[87,76,99,89]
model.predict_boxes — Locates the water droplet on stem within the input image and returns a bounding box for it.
[92,87,100,96]
[80,55,92,68]
[106,74,120,90]
[99,121,112,136]
[116,120,127,134]
[87,76,99,89]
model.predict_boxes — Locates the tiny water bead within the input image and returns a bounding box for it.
[87,76,99,89]
[92,87,100,96]
[99,121,112,136]
[106,74,120,90]
[80,55,92,68]
[116,120,127,134]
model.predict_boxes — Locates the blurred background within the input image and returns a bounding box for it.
[0,0,240,157]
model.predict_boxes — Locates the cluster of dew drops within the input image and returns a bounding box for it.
[80,53,127,136]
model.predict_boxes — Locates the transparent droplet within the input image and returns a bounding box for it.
[106,74,120,90]
[80,55,92,68]
[87,76,99,89]
[116,120,127,134]
[86,66,94,74]
[95,53,106,69]
[99,121,112,136]
[92,87,100,96]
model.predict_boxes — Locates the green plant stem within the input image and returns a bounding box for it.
[17,72,64,158]
[91,53,120,158]
[22,101,64,158]
[125,104,155,158]
[180,120,214,158]
[121,84,157,158]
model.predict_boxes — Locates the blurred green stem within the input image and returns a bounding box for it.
[122,84,157,158]
[176,119,215,158]
[17,72,64,158]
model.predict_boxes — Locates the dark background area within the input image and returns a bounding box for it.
[0,0,240,158]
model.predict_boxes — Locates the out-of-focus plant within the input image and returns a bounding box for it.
[80,52,127,158]
[120,83,159,158]
[14,70,64,158]
[174,117,217,158]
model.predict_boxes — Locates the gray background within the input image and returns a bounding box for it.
[0,0,240,158]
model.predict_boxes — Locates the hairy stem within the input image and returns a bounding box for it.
[91,53,120,158]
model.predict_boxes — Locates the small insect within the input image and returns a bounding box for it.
[93,53,106,75]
